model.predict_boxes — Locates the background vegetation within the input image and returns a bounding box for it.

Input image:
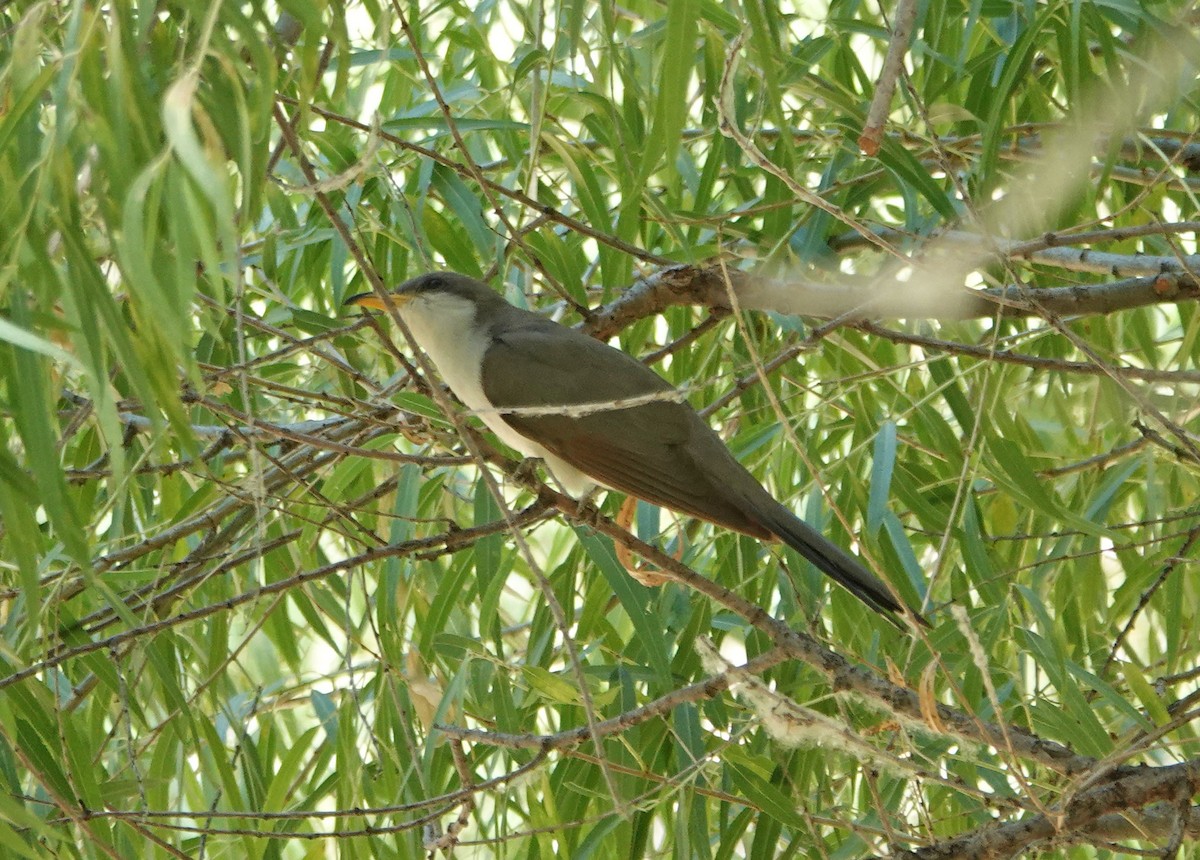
[2,0,1199,856]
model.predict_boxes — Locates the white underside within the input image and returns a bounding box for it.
[397,293,595,496]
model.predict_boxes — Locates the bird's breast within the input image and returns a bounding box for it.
[399,306,560,465]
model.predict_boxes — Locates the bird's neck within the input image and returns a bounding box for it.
[399,299,493,417]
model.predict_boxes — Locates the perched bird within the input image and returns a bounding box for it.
[348,272,924,625]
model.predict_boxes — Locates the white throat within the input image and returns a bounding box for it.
[396,292,594,495]
[396,292,492,418]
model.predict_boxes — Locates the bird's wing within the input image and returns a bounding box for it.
[481,319,913,622]
[480,324,771,536]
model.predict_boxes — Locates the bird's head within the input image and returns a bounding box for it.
[345,272,504,318]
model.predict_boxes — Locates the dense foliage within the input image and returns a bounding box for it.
[1,1,1199,857]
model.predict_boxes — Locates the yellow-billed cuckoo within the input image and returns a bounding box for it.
[348,272,924,624]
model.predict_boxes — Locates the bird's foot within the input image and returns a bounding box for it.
[571,492,606,529]
[511,456,543,488]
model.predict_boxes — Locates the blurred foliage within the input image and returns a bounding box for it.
[1,0,1199,857]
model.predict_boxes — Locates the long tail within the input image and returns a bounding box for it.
[753,503,929,627]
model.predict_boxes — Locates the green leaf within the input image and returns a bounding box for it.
[577,529,674,685]
[987,437,1113,539]
[1122,662,1171,727]
[867,420,896,536]
[0,317,82,369]
[725,755,810,831]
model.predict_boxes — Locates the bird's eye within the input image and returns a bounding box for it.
[420,275,445,292]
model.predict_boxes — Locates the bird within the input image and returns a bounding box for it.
[347,271,925,626]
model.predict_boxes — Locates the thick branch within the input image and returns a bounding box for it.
[584,263,1199,331]
[898,759,1200,859]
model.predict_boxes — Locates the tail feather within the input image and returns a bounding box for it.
[753,503,928,627]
